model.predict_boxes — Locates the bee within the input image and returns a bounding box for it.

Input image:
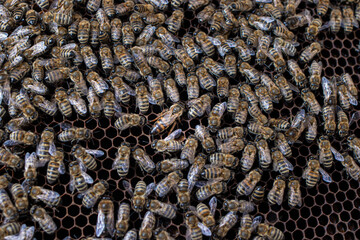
[208,102,227,132]
[24,9,38,25]
[157,159,189,174]
[20,152,39,188]
[248,14,275,31]
[4,130,37,147]
[261,75,281,103]
[96,198,114,237]
[266,48,285,73]
[341,73,358,98]
[23,36,56,60]
[31,95,57,117]
[154,228,175,240]
[54,87,72,118]
[47,148,65,184]
[176,179,190,209]
[146,200,177,219]
[0,222,21,239]
[116,0,134,16]
[87,87,102,118]
[109,18,122,43]
[240,142,257,173]
[343,6,358,35]
[239,83,259,106]
[111,142,131,178]
[193,197,216,229]
[114,66,141,83]
[348,135,360,163]
[254,35,271,65]
[155,170,182,198]
[223,199,255,214]
[273,20,295,40]
[342,153,360,181]
[274,38,298,58]
[89,19,100,48]
[152,129,183,154]
[186,73,200,100]
[196,180,227,201]
[36,127,56,165]
[115,203,130,237]
[35,0,49,8]
[188,153,207,192]
[194,125,215,153]
[101,0,115,17]
[81,46,98,69]
[171,62,186,86]
[319,135,344,169]
[288,176,302,208]
[113,45,132,69]
[308,60,323,90]
[134,82,150,114]
[284,9,311,29]
[284,0,301,16]
[201,165,234,181]
[248,121,276,141]
[99,44,114,75]
[151,103,184,135]
[256,223,285,240]
[267,176,286,205]
[86,71,109,96]
[148,57,170,75]
[285,109,307,144]
[197,4,215,23]
[195,31,216,57]
[100,91,118,118]
[30,206,57,234]
[121,23,135,46]
[182,35,202,60]
[254,85,273,113]
[233,39,254,62]
[237,169,262,196]
[15,89,38,121]
[28,186,60,207]
[299,42,321,63]
[135,25,156,46]
[108,76,134,106]
[261,3,282,18]
[132,147,156,173]
[208,11,224,33]
[173,47,195,70]
[9,183,28,213]
[195,67,216,91]
[180,135,198,164]
[131,47,152,77]
[81,180,109,209]
[303,156,332,188]
[139,211,156,240]
[0,188,18,221]
[0,148,24,170]
[305,18,322,41]
[304,115,317,143]
[123,180,155,213]
[224,87,240,114]
[217,126,245,140]
[71,145,103,171]
[114,113,146,131]
[210,153,239,169]
[78,19,90,44]
[338,82,358,110]
[213,211,238,240]
[337,106,351,138]
[164,9,184,33]
[185,211,211,240]
[250,185,265,203]
[301,88,321,115]
[221,56,236,80]
[237,215,263,240]
[162,78,180,103]
[322,105,336,136]
[58,123,91,143]
[217,136,245,154]
[233,100,248,125]
[0,173,11,190]
[44,67,70,84]
[22,78,47,95]
[69,161,94,194]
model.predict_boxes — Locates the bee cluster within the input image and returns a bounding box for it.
[0,0,359,238]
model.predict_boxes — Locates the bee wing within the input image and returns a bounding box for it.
[284,158,294,171]
[319,168,332,183]
[146,182,155,196]
[60,122,72,130]
[69,178,75,192]
[251,215,263,230]
[48,143,57,157]
[3,140,22,147]
[208,36,222,46]
[85,149,105,157]
[319,21,331,31]
[81,171,94,184]
[106,212,115,237]
[122,180,134,196]
[291,109,305,128]
[31,41,47,56]
[349,111,360,126]
[330,147,344,162]
[96,209,106,237]
[348,92,358,106]
[198,222,212,236]
[321,77,332,101]
[209,196,217,216]
[38,99,57,112]
[59,161,66,174]
[164,129,182,141]
[37,188,60,202]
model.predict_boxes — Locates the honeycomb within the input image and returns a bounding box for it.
[1,0,360,240]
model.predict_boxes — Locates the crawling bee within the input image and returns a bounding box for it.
[14,89,38,121]
[233,39,253,62]
[71,145,104,171]
[163,78,180,103]
[196,180,227,201]
[152,129,183,154]
[234,100,249,125]
[309,61,322,90]
[9,183,28,213]
[151,103,184,135]
[112,142,131,178]
[267,48,286,73]
[0,188,18,222]
[30,206,57,234]
[0,173,11,189]
[257,223,285,240]
[342,153,360,181]
[299,42,321,63]
[139,211,156,240]
[337,106,352,138]
[3,129,37,147]
[273,20,295,40]
[82,180,108,209]
[147,76,165,106]
[36,127,56,166]
[304,115,317,143]
[303,156,332,188]
[288,59,307,88]
[146,200,177,219]
[195,31,216,56]
[185,211,211,240]
[248,14,275,31]
[217,136,245,154]
[237,168,262,196]
[54,87,72,118]
[28,186,60,207]
[213,211,238,240]
[195,125,215,153]
[96,198,114,237]
[301,88,321,115]
[239,62,261,85]
[338,82,358,110]
[237,214,262,240]
[67,88,87,117]
[99,44,114,75]
[154,228,175,240]
[318,135,344,169]
[255,85,273,113]
[115,203,130,237]
[47,148,65,184]
[248,104,268,125]
[182,35,202,59]
[109,75,134,106]
[224,55,237,78]
[223,199,255,213]
[267,176,286,205]
[255,35,271,65]
[86,71,109,96]
[322,105,336,136]
[240,142,257,173]
[248,121,276,140]
[188,94,211,119]
[69,161,94,194]
[343,6,358,35]
[180,135,198,164]
[165,9,184,33]
[288,176,302,208]
[136,25,156,46]
[157,159,189,174]
[239,83,259,106]
[58,123,91,142]
[132,147,155,173]
[22,78,48,95]
[341,73,358,99]
[176,179,190,209]
[123,180,155,213]
[208,102,227,132]
[0,147,24,170]
[285,109,307,144]
[155,171,182,198]
[285,0,301,17]
[348,135,360,163]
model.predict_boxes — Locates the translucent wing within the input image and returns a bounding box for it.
[209,196,217,216]
[37,188,60,202]
[85,149,105,157]
[60,122,72,130]
[49,143,57,157]
[284,158,294,171]
[251,215,263,229]
[291,109,306,128]
[81,171,94,184]
[164,129,182,141]
[61,43,77,50]
[330,147,344,161]
[348,92,358,106]
[321,77,332,103]
[69,178,75,192]
[208,36,221,46]
[106,212,115,237]
[145,183,155,196]
[30,41,47,56]
[38,100,57,113]
[122,180,134,196]
[349,111,360,126]
[319,168,332,183]
[198,222,212,236]
[59,161,66,174]
[3,140,22,147]
[96,209,106,237]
